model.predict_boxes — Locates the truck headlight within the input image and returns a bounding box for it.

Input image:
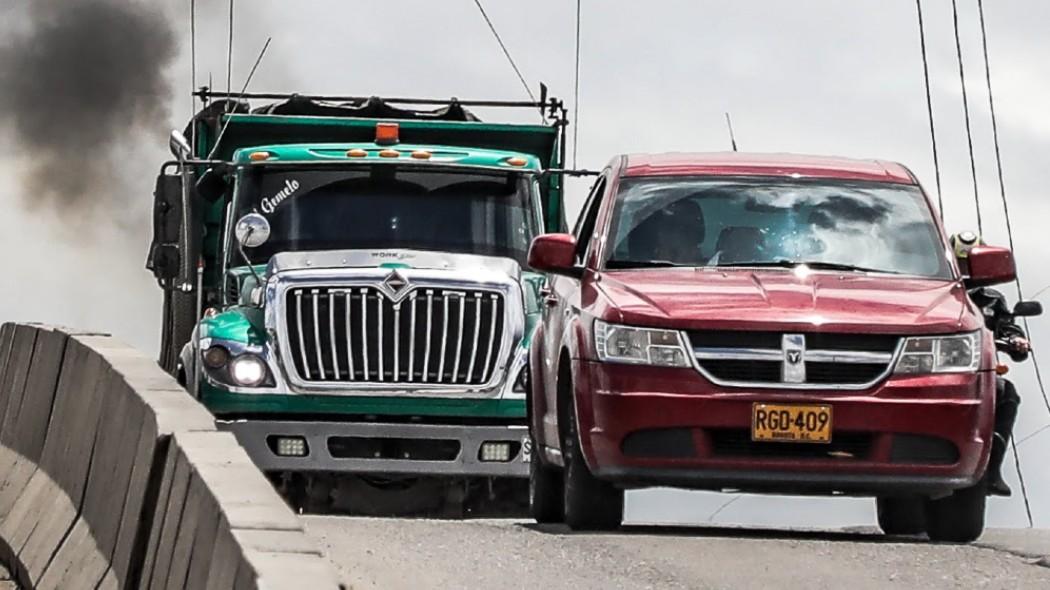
[894,331,981,374]
[594,320,689,367]
[229,354,269,387]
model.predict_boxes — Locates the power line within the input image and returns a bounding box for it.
[190,0,197,149]
[572,0,582,168]
[973,0,1050,420]
[915,0,944,216]
[471,0,539,109]
[226,0,235,101]
[1009,437,1034,528]
[949,0,983,234]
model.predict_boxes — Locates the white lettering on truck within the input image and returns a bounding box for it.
[260,179,300,214]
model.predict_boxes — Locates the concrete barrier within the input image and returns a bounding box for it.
[0,324,341,590]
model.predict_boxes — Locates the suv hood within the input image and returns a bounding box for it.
[597,269,978,335]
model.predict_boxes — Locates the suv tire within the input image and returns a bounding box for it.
[529,446,564,523]
[876,496,926,536]
[563,406,623,531]
[925,481,987,543]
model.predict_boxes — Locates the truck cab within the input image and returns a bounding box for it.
[148,91,568,513]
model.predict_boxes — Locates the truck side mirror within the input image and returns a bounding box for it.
[528,233,580,278]
[1014,301,1043,317]
[146,172,184,280]
[235,213,271,248]
[965,245,1016,288]
[169,130,192,161]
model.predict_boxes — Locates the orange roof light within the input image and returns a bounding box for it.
[379,149,400,158]
[346,148,368,158]
[505,156,528,167]
[249,151,271,162]
[411,150,432,160]
[996,364,1010,375]
[375,122,400,145]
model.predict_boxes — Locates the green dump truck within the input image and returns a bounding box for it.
[147,90,568,513]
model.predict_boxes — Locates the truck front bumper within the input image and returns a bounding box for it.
[218,419,530,478]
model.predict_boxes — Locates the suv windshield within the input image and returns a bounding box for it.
[605,177,952,279]
[234,167,538,265]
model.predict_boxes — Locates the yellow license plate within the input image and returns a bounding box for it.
[751,403,832,443]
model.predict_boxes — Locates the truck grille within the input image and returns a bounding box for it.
[688,331,899,389]
[284,286,505,385]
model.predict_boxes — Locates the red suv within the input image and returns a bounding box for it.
[526,153,1017,541]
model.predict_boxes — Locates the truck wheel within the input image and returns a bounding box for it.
[876,496,926,536]
[925,481,987,543]
[529,446,564,524]
[562,407,623,531]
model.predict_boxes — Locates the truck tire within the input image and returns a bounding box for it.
[563,406,623,531]
[925,481,987,543]
[159,288,196,377]
[529,446,564,524]
[876,496,926,536]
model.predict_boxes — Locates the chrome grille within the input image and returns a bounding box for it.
[688,331,900,389]
[285,286,505,385]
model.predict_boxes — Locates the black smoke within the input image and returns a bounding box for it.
[0,0,177,215]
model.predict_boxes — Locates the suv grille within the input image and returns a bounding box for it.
[688,331,899,388]
[284,286,505,385]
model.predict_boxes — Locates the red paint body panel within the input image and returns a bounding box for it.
[622,152,916,184]
[529,152,1004,497]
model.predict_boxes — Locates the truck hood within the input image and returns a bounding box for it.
[267,248,521,280]
[596,269,979,335]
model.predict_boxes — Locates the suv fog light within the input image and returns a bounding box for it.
[229,354,267,387]
[480,442,512,462]
[274,436,308,457]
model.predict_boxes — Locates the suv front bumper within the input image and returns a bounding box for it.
[218,419,530,477]
[575,361,996,496]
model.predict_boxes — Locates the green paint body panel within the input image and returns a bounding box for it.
[187,107,559,424]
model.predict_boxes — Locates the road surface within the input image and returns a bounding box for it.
[302,517,1050,589]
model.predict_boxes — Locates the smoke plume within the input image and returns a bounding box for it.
[0,0,177,217]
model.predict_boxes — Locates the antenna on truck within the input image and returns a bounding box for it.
[725,112,739,152]
[206,37,273,160]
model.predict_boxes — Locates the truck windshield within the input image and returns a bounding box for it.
[235,167,537,265]
[605,177,952,279]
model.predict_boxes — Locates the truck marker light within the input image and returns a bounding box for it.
[249,151,271,162]
[346,148,368,158]
[275,436,308,457]
[203,307,219,318]
[379,149,400,158]
[505,156,527,167]
[480,442,512,462]
[996,364,1009,375]
[375,122,400,145]
[411,150,432,160]
[202,346,230,369]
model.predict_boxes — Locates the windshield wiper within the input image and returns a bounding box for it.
[606,259,692,269]
[713,259,903,274]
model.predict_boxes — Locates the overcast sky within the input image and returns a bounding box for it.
[1,0,1048,530]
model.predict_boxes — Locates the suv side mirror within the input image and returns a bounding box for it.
[1014,301,1043,317]
[529,233,580,277]
[965,245,1016,288]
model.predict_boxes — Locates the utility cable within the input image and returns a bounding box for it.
[471,0,541,114]
[1009,437,1034,528]
[950,0,983,234]
[226,0,235,103]
[572,0,582,168]
[973,0,1050,419]
[915,0,944,216]
[190,0,197,149]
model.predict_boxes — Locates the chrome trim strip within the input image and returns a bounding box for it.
[467,294,481,383]
[377,292,385,382]
[685,335,905,391]
[393,300,401,381]
[408,292,417,382]
[806,350,895,364]
[452,294,466,383]
[344,292,354,380]
[328,292,340,380]
[360,288,369,381]
[437,293,450,383]
[423,290,433,383]
[691,347,893,364]
[295,291,310,380]
[312,291,325,380]
[482,294,498,382]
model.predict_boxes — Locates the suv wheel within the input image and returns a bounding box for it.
[876,496,926,536]
[925,481,987,543]
[529,446,564,523]
[562,406,623,531]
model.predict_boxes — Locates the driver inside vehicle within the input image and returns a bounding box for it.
[630,198,708,265]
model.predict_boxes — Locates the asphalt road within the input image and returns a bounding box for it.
[303,517,1050,590]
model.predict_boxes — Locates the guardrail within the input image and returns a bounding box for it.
[0,324,341,589]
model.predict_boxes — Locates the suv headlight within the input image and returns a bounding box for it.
[594,320,690,367]
[894,331,981,374]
